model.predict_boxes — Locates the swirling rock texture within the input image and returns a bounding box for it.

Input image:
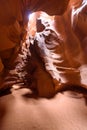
[0,1,87,130]
[0,0,87,98]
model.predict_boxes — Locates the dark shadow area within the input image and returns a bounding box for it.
[60,85,87,105]
[22,90,39,99]
[0,83,87,101]
[0,88,11,97]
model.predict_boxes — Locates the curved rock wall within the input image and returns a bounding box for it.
[0,0,70,72]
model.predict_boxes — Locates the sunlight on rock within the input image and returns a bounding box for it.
[11,87,33,97]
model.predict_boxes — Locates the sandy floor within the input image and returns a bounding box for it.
[0,88,87,130]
